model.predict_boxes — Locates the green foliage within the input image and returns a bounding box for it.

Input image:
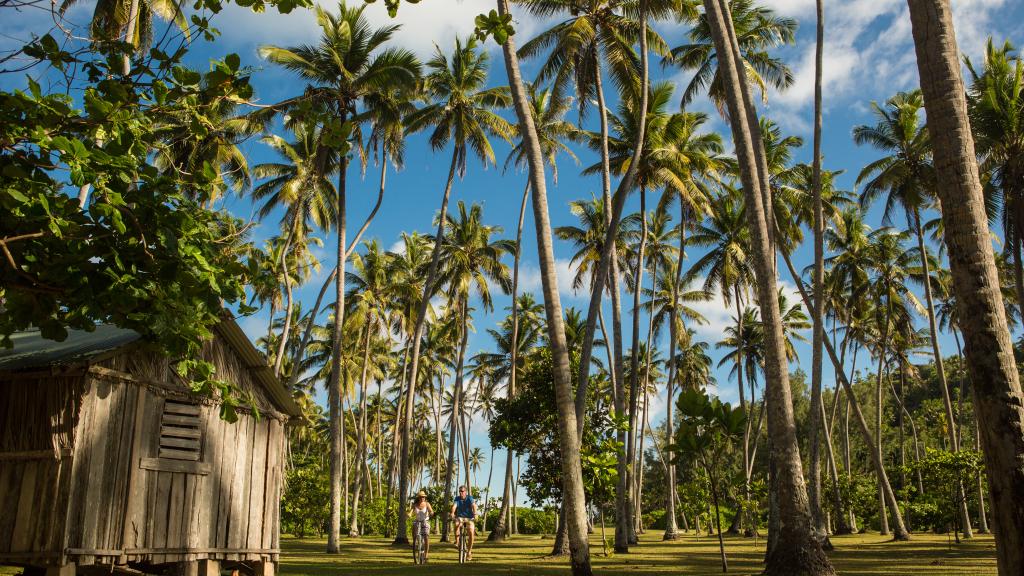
[281,454,330,538]
[515,507,557,535]
[474,10,515,45]
[0,46,270,417]
[904,448,985,532]
[359,497,396,536]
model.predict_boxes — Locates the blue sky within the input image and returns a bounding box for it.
[4,0,1024,502]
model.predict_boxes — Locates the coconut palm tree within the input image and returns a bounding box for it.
[394,35,514,544]
[854,90,972,535]
[907,4,1024,568]
[495,0,594,568]
[252,122,339,377]
[965,39,1024,321]
[436,202,513,540]
[344,240,395,535]
[697,0,831,570]
[518,19,665,546]
[259,2,420,551]
[60,0,188,75]
[492,82,581,542]
[154,84,259,207]
[665,0,795,114]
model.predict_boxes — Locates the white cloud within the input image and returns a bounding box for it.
[215,0,551,61]
[517,258,588,302]
[763,0,1011,135]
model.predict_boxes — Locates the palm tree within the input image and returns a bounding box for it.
[60,0,188,74]
[154,84,258,207]
[394,35,513,544]
[806,0,829,544]
[666,0,796,114]
[252,121,339,377]
[436,201,513,541]
[259,2,420,551]
[697,0,831,570]
[344,240,395,535]
[494,0,594,569]
[492,83,581,543]
[643,268,709,530]
[863,228,917,538]
[854,90,971,536]
[965,39,1024,321]
[517,17,665,547]
[283,85,417,393]
[907,2,1024,570]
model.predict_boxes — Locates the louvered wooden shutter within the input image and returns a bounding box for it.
[159,400,202,461]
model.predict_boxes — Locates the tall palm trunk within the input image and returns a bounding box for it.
[491,181,530,542]
[782,249,909,539]
[349,318,374,536]
[327,148,350,554]
[907,2,1024,570]
[484,444,496,531]
[807,0,829,548]
[393,151,459,545]
[441,307,470,543]
[435,376,443,483]
[873,323,891,536]
[703,2,832,571]
[625,184,649,542]
[663,205,686,540]
[497,1,591,571]
[820,389,849,534]
[912,211,973,536]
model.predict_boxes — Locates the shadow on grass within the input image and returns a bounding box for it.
[279,531,997,576]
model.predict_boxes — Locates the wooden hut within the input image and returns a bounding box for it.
[0,318,301,576]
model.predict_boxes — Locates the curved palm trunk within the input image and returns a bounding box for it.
[491,181,530,542]
[782,249,909,540]
[913,210,973,537]
[393,151,459,545]
[497,1,591,571]
[807,0,829,548]
[907,3,1024,570]
[327,149,349,554]
[704,2,832,570]
[273,212,302,377]
[287,159,389,391]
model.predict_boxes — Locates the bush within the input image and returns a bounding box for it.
[280,454,329,538]
[643,509,666,530]
[516,508,557,534]
[358,497,396,536]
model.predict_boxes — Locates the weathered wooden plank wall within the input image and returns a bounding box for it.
[0,337,288,568]
[0,376,82,561]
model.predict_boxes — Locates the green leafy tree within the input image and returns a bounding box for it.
[671,389,747,573]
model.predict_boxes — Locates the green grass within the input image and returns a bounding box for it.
[0,530,995,575]
[279,530,998,575]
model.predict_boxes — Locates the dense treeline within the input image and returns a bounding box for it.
[4,0,1024,575]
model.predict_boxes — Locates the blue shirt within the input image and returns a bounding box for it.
[454,494,475,518]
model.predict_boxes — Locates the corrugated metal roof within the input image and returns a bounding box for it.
[0,325,141,370]
[0,319,301,418]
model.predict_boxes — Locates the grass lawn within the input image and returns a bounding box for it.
[279,530,997,575]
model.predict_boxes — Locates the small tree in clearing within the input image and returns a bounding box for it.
[671,389,746,573]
